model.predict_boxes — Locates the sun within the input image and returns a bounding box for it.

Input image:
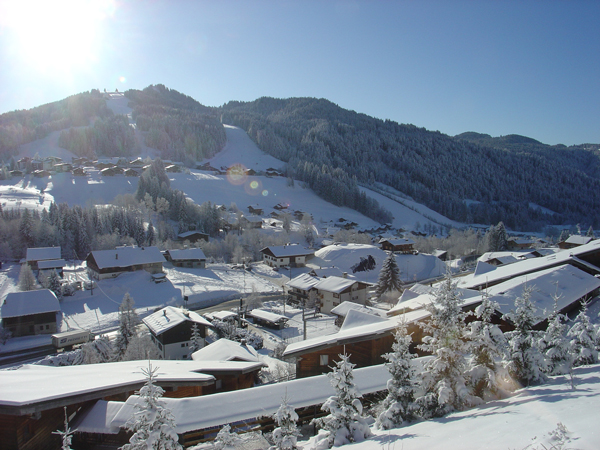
[1,0,115,76]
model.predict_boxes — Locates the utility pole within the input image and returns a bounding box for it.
[302,296,307,340]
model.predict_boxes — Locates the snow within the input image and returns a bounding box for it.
[330,302,387,319]
[388,287,481,316]
[331,365,600,450]
[314,276,358,294]
[248,309,288,324]
[287,273,321,291]
[37,259,66,269]
[25,246,62,262]
[142,306,212,336]
[72,400,124,434]
[1,289,60,318]
[339,309,386,330]
[262,244,314,258]
[191,339,260,362]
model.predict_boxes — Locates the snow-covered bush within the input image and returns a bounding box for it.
[211,319,263,350]
[313,354,372,448]
[213,424,242,450]
[376,324,416,429]
[122,362,182,450]
[81,335,113,364]
[568,301,598,367]
[503,285,547,387]
[541,310,573,376]
[122,334,163,361]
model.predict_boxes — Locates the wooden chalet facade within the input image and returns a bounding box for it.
[1,290,60,338]
[177,230,209,243]
[379,237,415,253]
[239,215,263,230]
[85,246,165,280]
[165,248,206,268]
[260,244,314,269]
[143,306,212,360]
[558,235,594,249]
[25,247,62,271]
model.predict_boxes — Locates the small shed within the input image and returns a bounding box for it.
[165,248,206,269]
[247,309,289,329]
[177,231,209,243]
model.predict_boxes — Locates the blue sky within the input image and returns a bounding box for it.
[1,0,598,145]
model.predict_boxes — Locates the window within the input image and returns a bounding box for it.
[181,343,186,348]
[216,379,223,390]
[319,355,329,366]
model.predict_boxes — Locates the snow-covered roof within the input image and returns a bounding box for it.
[191,338,259,362]
[0,360,215,412]
[25,246,61,262]
[261,244,314,258]
[479,251,535,264]
[211,310,238,321]
[177,230,208,238]
[88,246,165,269]
[37,259,66,269]
[248,309,288,324]
[486,265,600,323]
[71,400,123,434]
[166,248,206,261]
[1,289,60,319]
[109,361,426,434]
[286,273,321,291]
[387,286,481,316]
[460,239,600,290]
[314,276,358,294]
[142,306,212,335]
[565,235,593,245]
[283,309,431,358]
[339,309,387,330]
[330,301,387,318]
[241,215,263,223]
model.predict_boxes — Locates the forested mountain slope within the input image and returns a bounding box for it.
[221,97,600,231]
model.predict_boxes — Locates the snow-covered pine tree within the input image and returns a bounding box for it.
[414,273,480,419]
[46,269,63,300]
[113,293,140,361]
[503,285,547,387]
[18,263,37,291]
[270,395,301,450]
[122,334,162,361]
[81,335,113,364]
[567,301,598,367]
[465,290,510,400]
[188,322,203,356]
[541,292,572,376]
[122,361,182,450]
[495,222,509,251]
[374,252,402,301]
[376,322,416,429]
[314,354,372,448]
[213,424,242,450]
[52,407,75,450]
[586,225,595,238]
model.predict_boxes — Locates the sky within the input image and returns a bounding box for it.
[0,0,599,146]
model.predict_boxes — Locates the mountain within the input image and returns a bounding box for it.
[220,97,600,231]
[2,86,600,231]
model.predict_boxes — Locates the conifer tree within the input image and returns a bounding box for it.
[213,424,242,450]
[122,362,182,450]
[52,407,75,450]
[188,322,203,356]
[315,354,371,447]
[376,323,416,429]
[465,290,510,399]
[568,301,598,367]
[541,293,572,376]
[414,274,480,418]
[374,252,402,300]
[271,395,301,450]
[113,293,140,361]
[18,264,37,291]
[503,285,547,386]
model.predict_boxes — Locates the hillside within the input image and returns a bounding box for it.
[221,97,600,231]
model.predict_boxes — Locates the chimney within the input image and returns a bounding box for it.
[342,272,348,279]
[240,339,247,347]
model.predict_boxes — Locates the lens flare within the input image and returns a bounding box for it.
[119,76,126,83]
[244,178,262,195]
[250,181,259,189]
[226,164,247,186]
[262,190,269,196]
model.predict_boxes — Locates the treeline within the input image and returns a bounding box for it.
[0,90,111,159]
[126,85,226,165]
[220,97,600,230]
[58,114,136,158]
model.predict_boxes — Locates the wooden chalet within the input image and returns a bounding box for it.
[165,248,207,268]
[143,306,212,360]
[72,167,86,176]
[32,170,50,178]
[260,244,314,269]
[283,309,430,378]
[313,275,370,314]
[247,205,263,215]
[558,235,594,249]
[165,164,182,173]
[239,215,263,230]
[123,168,139,177]
[1,290,60,338]
[85,246,165,280]
[379,237,415,253]
[25,247,62,271]
[247,309,289,329]
[0,360,216,450]
[177,230,209,243]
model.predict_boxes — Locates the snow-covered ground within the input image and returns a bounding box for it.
[301,364,600,450]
